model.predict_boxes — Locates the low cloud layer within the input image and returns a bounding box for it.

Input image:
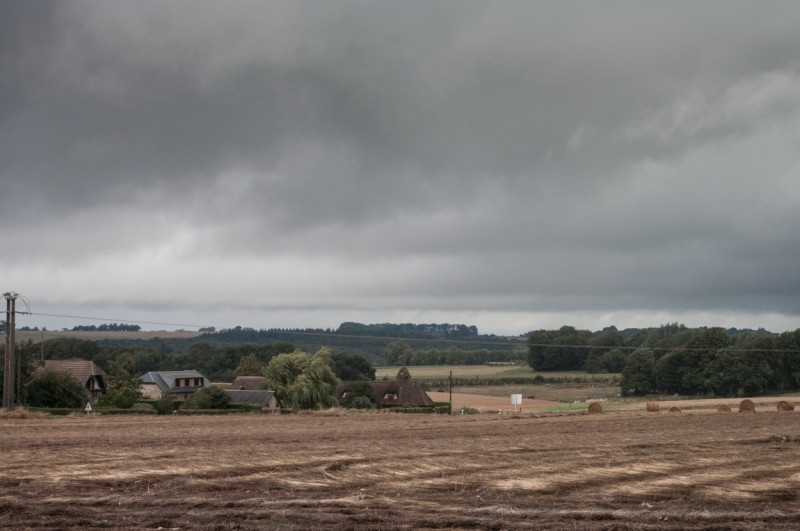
[2,1,800,333]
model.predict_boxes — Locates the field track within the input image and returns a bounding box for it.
[2,410,800,529]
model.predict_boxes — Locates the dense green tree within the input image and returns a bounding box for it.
[396,366,412,380]
[264,348,340,410]
[343,380,376,408]
[583,330,623,372]
[234,353,263,376]
[384,340,413,365]
[620,349,655,396]
[331,353,375,380]
[625,329,650,348]
[598,349,628,373]
[24,369,87,408]
[184,386,232,409]
[106,358,143,392]
[527,326,594,371]
[98,388,139,409]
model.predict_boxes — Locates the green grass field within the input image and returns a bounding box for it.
[375,365,617,380]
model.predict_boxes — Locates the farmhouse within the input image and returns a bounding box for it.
[140,370,211,399]
[337,378,435,409]
[226,390,282,414]
[230,376,266,390]
[33,360,107,398]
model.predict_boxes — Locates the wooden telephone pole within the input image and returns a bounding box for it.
[2,292,17,411]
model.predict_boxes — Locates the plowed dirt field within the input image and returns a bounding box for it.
[2,410,800,530]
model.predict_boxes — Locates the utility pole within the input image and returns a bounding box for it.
[3,292,18,412]
[41,329,44,361]
[449,370,452,415]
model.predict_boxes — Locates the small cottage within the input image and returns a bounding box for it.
[226,390,282,414]
[140,370,211,399]
[337,377,435,409]
[33,360,107,398]
[230,376,266,390]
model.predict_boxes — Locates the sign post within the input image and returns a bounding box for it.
[511,394,522,413]
[85,402,93,415]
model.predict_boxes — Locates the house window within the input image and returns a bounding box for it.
[384,392,398,400]
[175,379,181,388]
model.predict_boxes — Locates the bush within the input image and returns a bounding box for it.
[183,386,232,410]
[24,370,87,408]
[348,396,374,409]
[459,407,480,414]
[98,388,139,409]
[433,401,452,414]
[153,395,177,415]
[344,381,377,408]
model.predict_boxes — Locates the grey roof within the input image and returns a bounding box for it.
[140,370,211,392]
[226,390,281,407]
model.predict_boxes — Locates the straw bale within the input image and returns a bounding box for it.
[717,404,731,413]
[738,399,756,412]
[646,402,660,412]
[587,402,603,414]
[668,406,681,413]
[777,400,795,411]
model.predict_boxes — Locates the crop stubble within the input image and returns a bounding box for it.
[1,411,799,530]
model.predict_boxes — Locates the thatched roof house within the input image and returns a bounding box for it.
[337,378,435,409]
[140,370,211,400]
[226,390,282,413]
[230,376,266,390]
[33,360,106,398]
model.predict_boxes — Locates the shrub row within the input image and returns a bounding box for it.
[418,375,619,389]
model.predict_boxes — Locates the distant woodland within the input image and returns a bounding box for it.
[528,324,800,397]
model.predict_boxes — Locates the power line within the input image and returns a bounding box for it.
[21,312,211,329]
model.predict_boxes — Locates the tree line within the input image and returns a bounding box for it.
[71,323,142,331]
[527,324,800,397]
[383,340,527,366]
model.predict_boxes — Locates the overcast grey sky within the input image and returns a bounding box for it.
[2,1,800,334]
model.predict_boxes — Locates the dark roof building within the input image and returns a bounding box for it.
[337,378,435,409]
[140,370,211,399]
[230,376,266,390]
[226,390,282,413]
[33,360,107,398]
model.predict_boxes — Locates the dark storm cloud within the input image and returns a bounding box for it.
[2,1,800,329]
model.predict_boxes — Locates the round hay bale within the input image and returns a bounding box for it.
[777,400,795,411]
[739,399,756,412]
[587,402,603,414]
[717,404,732,413]
[646,402,660,412]
[668,406,681,413]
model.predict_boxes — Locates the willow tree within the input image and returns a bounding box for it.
[263,348,340,410]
